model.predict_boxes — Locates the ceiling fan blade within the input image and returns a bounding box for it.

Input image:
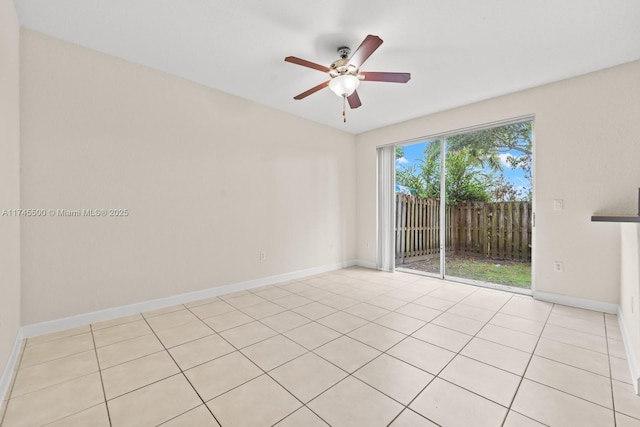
[360,72,411,83]
[348,35,383,69]
[347,90,362,109]
[293,81,329,100]
[285,56,330,73]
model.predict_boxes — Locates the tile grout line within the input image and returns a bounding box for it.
[0,339,27,427]
[139,312,224,427]
[180,299,364,427]
[508,308,625,423]
[384,289,518,426]
[282,280,517,425]
[1,336,111,426]
[604,315,619,427]
[445,290,521,427]
[264,275,530,426]
[182,300,336,427]
[6,331,92,371]
[89,325,113,427]
[397,287,558,422]
[500,302,555,427]
[530,352,613,380]
[382,293,482,425]
[232,276,441,426]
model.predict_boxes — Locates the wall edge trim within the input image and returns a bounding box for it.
[0,329,24,409]
[617,306,640,394]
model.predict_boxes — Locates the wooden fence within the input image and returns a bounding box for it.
[395,194,531,263]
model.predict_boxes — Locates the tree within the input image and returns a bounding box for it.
[445,149,492,204]
[447,122,532,192]
[490,174,528,202]
[397,142,492,203]
[446,122,532,157]
[396,122,533,203]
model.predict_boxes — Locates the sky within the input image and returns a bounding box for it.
[396,139,531,197]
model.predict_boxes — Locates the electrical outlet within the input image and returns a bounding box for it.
[553,262,564,272]
[553,199,564,211]
[260,251,267,261]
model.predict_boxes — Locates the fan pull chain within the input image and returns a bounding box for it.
[342,95,347,123]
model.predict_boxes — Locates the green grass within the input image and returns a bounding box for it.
[401,255,531,288]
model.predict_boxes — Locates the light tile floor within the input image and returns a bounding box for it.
[1,267,639,426]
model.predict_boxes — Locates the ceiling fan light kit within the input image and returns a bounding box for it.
[285,35,411,123]
[328,74,360,97]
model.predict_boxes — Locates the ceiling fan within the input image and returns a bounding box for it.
[285,35,411,122]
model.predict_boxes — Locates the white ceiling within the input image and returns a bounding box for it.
[14,0,640,134]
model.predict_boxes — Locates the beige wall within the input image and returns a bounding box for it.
[20,30,356,324]
[357,60,640,305]
[0,0,21,380]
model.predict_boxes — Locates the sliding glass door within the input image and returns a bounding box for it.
[392,119,533,291]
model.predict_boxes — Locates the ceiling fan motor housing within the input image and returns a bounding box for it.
[330,58,358,78]
[330,47,359,78]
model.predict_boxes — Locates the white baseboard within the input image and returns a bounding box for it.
[21,260,357,339]
[355,259,377,269]
[2,260,358,405]
[532,290,619,314]
[617,307,640,394]
[0,330,24,407]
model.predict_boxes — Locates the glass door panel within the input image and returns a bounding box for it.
[394,139,442,276]
[443,121,533,289]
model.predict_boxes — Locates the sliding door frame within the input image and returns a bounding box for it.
[379,115,536,294]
